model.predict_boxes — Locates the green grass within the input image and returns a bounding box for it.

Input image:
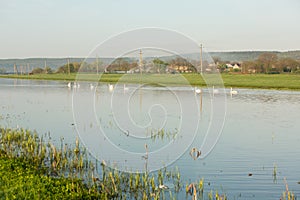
[221,74,300,90]
[1,73,300,90]
[0,73,78,81]
[0,157,97,200]
[0,127,183,199]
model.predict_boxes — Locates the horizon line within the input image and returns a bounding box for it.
[1,49,299,60]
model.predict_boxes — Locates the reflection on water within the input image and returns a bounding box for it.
[0,78,300,199]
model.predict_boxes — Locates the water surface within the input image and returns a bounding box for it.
[0,78,299,199]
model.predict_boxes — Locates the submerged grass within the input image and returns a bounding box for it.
[1,127,294,199]
[0,127,220,199]
[1,73,300,90]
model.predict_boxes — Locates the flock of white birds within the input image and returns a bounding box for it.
[68,82,238,95]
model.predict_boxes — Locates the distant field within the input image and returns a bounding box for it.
[221,74,300,90]
[0,73,299,90]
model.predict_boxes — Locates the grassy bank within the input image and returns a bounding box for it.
[221,74,300,90]
[0,157,95,199]
[0,73,300,90]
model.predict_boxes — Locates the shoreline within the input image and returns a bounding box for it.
[0,73,299,91]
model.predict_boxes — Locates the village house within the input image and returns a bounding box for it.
[167,65,194,73]
[226,63,241,71]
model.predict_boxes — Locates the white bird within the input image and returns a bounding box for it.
[73,82,80,89]
[212,85,219,94]
[123,84,129,92]
[158,184,169,190]
[108,84,114,92]
[194,87,201,94]
[90,83,95,90]
[230,87,238,95]
[67,82,71,88]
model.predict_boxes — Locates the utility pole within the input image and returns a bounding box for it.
[44,59,47,74]
[96,55,99,74]
[67,58,70,75]
[27,63,30,75]
[200,44,203,75]
[139,50,143,75]
[14,63,19,75]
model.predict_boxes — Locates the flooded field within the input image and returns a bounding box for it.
[1,78,300,199]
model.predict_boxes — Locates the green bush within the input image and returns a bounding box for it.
[31,67,44,74]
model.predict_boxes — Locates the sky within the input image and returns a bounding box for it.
[0,0,300,58]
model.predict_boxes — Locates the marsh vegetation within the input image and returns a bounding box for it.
[0,127,229,199]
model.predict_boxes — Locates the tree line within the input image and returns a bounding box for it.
[29,57,196,74]
[28,53,300,75]
[30,61,101,74]
[215,53,300,74]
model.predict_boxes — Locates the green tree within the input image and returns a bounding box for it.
[107,58,132,72]
[152,58,168,73]
[169,57,196,73]
[217,63,227,72]
[56,62,81,73]
[44,66,53,74]
[31,67,44,74]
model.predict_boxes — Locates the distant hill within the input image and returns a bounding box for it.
[278,51,300,60]
[0,57,113,74]
[1,51,299,73]
[161,51,300,63]
[209,51,300,62]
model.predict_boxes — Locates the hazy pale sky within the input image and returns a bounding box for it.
[1,0,300,58]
